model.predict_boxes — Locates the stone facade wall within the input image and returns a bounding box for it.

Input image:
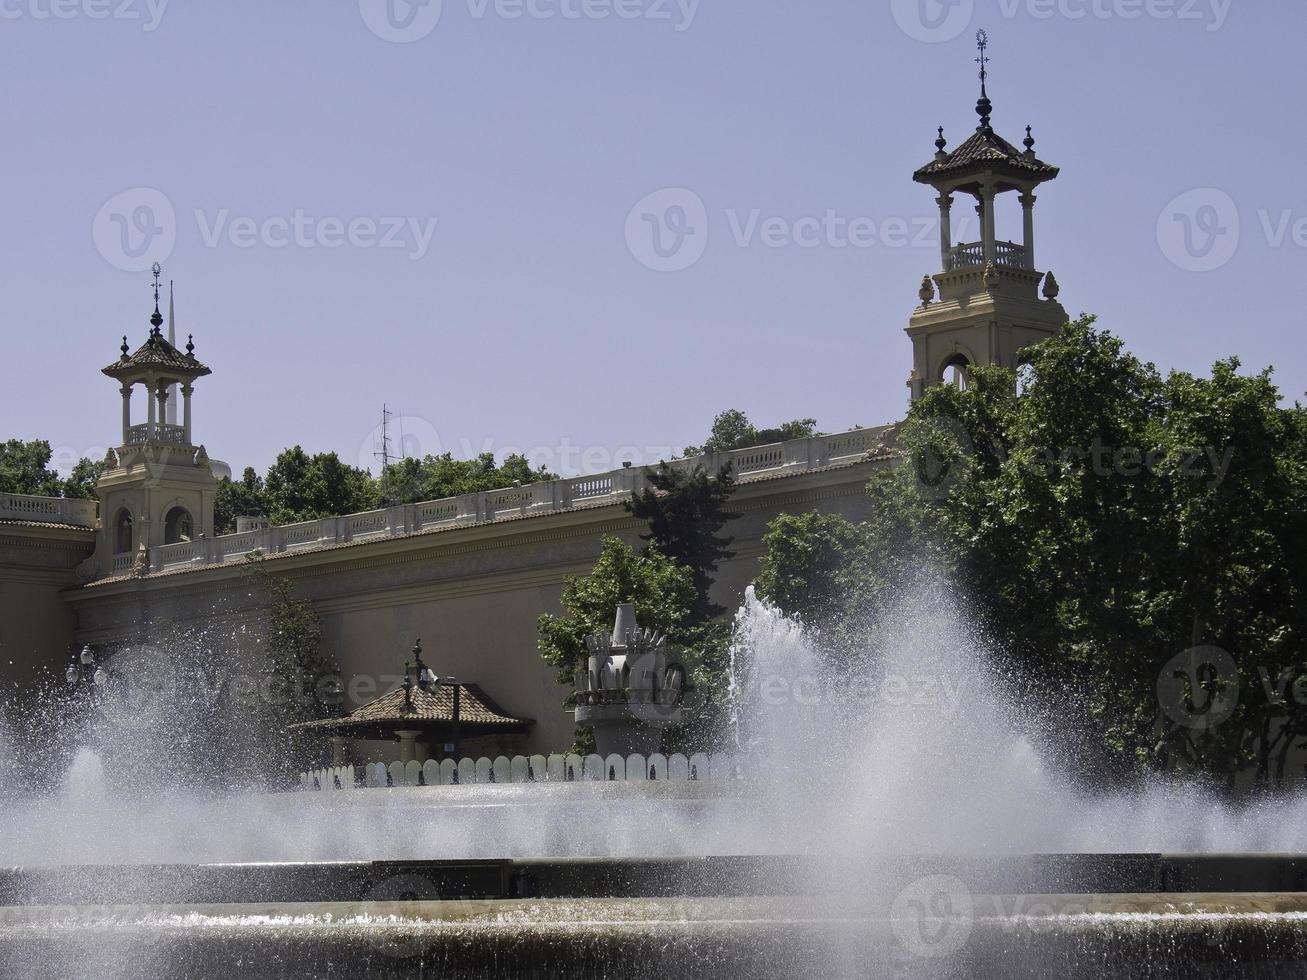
[63,462,884,756]
[0,524,96,689]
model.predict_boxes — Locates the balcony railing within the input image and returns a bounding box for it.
[125,423,188,446]
[130,426,891,577]
[0,493,98,528]
[947,240,1030,270]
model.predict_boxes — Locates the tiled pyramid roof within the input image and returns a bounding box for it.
[103,329,211,379]
[914,127,1058,184]
[290,681,533,734]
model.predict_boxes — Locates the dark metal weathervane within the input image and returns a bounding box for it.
[975,29,994,133]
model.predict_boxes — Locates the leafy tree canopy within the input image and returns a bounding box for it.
[626,462,737,623]
[537,536,728,753]
[214,449,555,535]
[683,409,819,457]
[0,438,105,499]
[379,452,554,506]
[758,317,1307,793]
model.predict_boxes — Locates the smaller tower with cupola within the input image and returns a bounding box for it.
[906,30,1068,400]
[91,264,217,577]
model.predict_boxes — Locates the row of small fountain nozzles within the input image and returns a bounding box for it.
[575,603,687,706]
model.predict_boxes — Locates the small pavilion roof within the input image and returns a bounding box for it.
[914,126,1059,187]
[102,328,211,381]
[289,681,534,738]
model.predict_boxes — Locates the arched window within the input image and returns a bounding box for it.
[114,509,134,554]
[164,506,194,545]
[940,354,970,391]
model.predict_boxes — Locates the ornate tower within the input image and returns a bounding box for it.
[906,31,1068,401]
[91,265,216,576]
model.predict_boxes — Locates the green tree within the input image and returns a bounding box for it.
[262,447,379,526]
[0,438,106,500]
[60,456,107,499]
[539,536,707,752]
[626,462,737,622]
[683,409,819,456]
[242,557,342,786]
[758,317,1307,793]
[756,512,874,635]
[380,452,554,506]
[214,467,272,535]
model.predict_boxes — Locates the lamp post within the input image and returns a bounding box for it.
[407,639,461,760]
[65,646,111,706]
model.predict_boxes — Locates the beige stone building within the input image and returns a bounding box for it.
[0,76,1070,756]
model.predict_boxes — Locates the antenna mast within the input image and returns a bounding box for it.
[375,405,395,505]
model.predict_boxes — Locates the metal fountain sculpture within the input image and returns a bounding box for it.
[573,604,687,757]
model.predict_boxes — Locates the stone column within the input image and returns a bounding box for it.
[981,183,997,264]
[396,730,422,764]
[1019,192,1037,269]
[937,194,953,271]
[120,385,132,444]
[182,384,194,445]
[156,384,169,434]
[147,380,157,427]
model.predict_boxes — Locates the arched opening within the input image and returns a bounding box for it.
[163,506,194,545]
[940,354,971,391]
[114,509,134,554]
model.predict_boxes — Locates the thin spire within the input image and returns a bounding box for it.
[166,280,178,424]
[975,29,993,133]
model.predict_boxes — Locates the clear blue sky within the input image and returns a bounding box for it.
[3,0,1303,478]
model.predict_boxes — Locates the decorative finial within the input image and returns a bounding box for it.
[935,126,947,158]
[1024,125,1035,154]
[149,262,164,332]
[919,275,936,307]
[975,29,993,133]
[1043,271,1060,300]
[186,334,195,357]
[120,335,129,358]
[982,261,1000,289]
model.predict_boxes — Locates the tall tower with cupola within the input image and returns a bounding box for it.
[91,265,217,577]
[906,31,1068,400]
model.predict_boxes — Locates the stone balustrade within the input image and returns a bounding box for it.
[300,750,740,791]
[134,425,888,577]
[0,493,98,528]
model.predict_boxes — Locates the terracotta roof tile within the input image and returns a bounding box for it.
[290,682,532,733]
[914,128,1058,183]
[103,332,211,378]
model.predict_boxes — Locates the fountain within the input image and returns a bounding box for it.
[1,582,1306,978]
[573,604,687,757]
